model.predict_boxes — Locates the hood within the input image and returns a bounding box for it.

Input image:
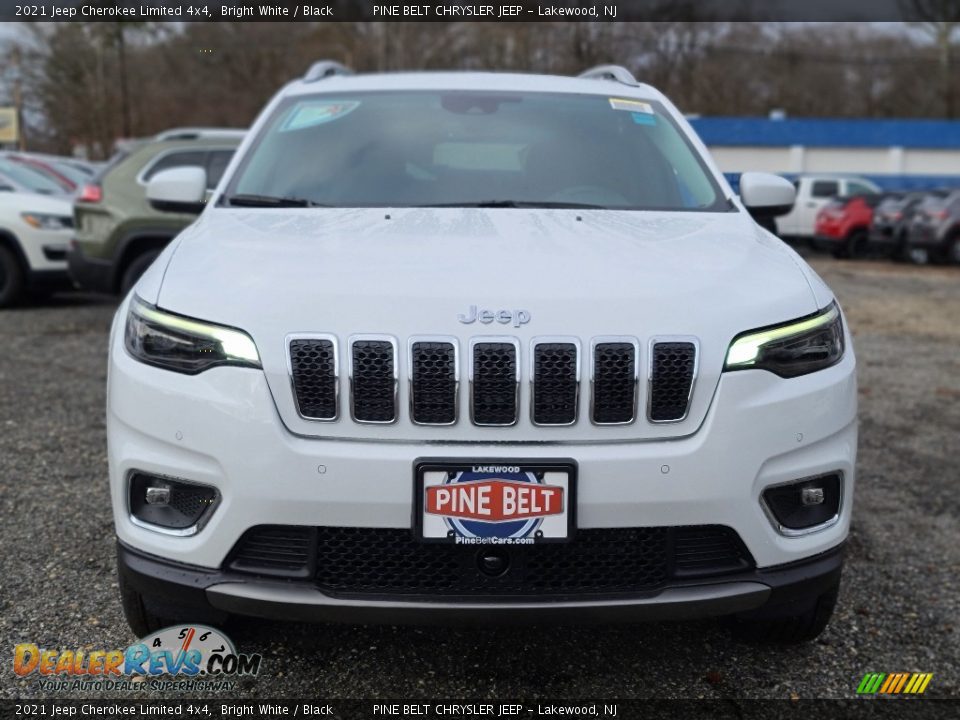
[156,207,820,442]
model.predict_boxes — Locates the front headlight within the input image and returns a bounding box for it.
[125,295,261,374]
[21,212,73,230]
[724,302,844,378]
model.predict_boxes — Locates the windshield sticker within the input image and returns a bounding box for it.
[631,112,657,126]
[609,98,654,114]
[280,101,360,131]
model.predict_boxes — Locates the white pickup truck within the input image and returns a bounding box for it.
[776,175,880,239]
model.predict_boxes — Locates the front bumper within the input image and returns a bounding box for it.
[118,540,844,624]
[107,297,858,579]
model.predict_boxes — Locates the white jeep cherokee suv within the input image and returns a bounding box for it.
[110,63,856,643]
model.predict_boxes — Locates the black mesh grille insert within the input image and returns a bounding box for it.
[650,342,696,422]
[289,339,337,420]
[351,340,396,422]
[229,526,314,578]
[411,341,457,424]
[673,526,753,577]
[315,527,668,597]
[592,342,637,424]
[472,342,518,425]
[227,525,754,599]
[533,343,578,425]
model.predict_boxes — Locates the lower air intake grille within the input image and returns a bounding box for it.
[289,338,337,420]
[672,525,753,576]
[592,342,637,424]
[649,342,696,422]
[471,342,518,425]
[410,341,457,424]
[227,525,754,599]
[532,342,579,425]
[229,526,315,578]
[350,339,396,423]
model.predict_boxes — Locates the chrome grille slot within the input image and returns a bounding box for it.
[591,339,639,425]
[288,336,338,421]
[410,339,458,425]
[287,333,698,429]
[649,340,697,422]
[349,336,397,423]
[532,340,579,425]
[470,339,520,426]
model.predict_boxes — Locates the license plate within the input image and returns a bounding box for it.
[415,460,576,544]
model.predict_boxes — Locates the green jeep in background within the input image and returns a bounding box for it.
[68,128,245,294]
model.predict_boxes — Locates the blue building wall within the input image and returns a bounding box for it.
[689,117,960,192]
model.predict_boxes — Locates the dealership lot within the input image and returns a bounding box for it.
[1,256,957,700]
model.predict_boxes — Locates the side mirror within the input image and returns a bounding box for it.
[739,172,796,218]
[146,167,208,214]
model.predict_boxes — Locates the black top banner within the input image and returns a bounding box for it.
[4,0,960,22]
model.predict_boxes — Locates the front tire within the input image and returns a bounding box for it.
[120,249,161,296]
[732,579,840,644]
[118,567,228,638]
[948,234,960,265]
[833,230,868,259]
[0,245,25,308]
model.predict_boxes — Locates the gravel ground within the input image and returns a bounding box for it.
[1,256,958,702]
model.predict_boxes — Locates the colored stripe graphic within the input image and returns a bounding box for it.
[858,672,932,695]
[857,673,886,694]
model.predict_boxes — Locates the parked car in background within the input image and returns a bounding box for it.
[776,175,880,240]
[0,186,73,307]
[905,189,960,265]
[0,157,72,197]
[869,191,948,260]
[813,193,898,258]
[68,128,244,294]
[1,153,79,194]
[20,153,102,188]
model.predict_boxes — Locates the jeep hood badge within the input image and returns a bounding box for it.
[458,305,531,328]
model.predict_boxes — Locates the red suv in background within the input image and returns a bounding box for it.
[813,193,896,259]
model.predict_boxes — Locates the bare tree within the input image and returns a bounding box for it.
[905,0,960,116]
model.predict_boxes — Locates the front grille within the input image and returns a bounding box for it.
[289,338,338,420]
[227,525,754,599]
[350,339,396,423]
[410,341,457,425]
[591,341,638,424]
[649,341,696,422]
[287,334,699,428]
[471,341,519,426]
[532,342,579,425]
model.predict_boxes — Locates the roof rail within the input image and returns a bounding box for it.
[153,127,246,141]
[578,65,639,87]
[303,60,354,83]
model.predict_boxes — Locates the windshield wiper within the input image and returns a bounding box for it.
[225,194,324,208]
[416,200,611,209]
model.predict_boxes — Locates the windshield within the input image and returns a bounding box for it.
[226,91,727,211]
[0,158,67,195]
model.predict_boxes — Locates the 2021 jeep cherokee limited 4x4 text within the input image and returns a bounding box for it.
[110,63,856,643]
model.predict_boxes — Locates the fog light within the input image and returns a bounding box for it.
[129,472,218,534]
[145,484,171,505]
[801,486,825,506]
[762,473,842,534]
